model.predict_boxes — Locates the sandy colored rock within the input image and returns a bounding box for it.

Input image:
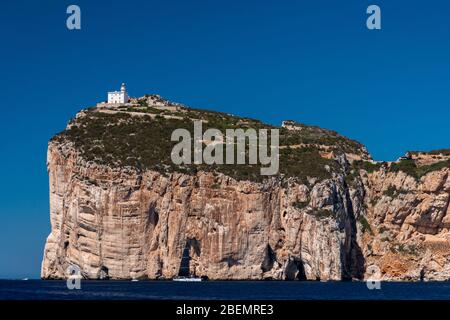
[41,142,364,280]
[41,105,450,281]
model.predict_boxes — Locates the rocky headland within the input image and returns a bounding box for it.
[41,95,450,281]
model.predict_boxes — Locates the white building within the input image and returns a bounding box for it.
[108,83,129,104]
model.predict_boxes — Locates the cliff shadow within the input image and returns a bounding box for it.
[284,256,307,280]
[342,182,366,280]
[178,238,201,277]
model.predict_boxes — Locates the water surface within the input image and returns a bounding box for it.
[1,280,450,300]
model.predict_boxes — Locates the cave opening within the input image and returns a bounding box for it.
[284,257,307,280]
[178,238,201,277]
[261,244,276,272]
[99,266,109,280]
[148,206,159,226]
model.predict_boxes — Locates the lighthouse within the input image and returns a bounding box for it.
[107,83,129,104]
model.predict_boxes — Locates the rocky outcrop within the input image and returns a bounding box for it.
[41,101,450,281]
[358,168,450,281]
[41,141,365,280]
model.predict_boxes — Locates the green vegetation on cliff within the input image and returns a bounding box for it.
[50,102,372,183]
[279,121,368,157]
[409,148,450,156]
[52,101,450,184]
[358,216,373,235]
[390,159,450,180]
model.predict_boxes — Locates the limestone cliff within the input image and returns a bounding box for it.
[42,141,365,280]
[358,167,450,280]
[41,96,450,281]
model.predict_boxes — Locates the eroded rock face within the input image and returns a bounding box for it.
[41,142,364,280]
[359,169,450,281]
[41,140,450,281]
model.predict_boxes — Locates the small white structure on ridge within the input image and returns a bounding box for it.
[108,83,129,104]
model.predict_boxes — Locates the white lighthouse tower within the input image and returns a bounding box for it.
[107,83,129,104]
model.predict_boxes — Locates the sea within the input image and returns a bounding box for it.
[1,280,450,300]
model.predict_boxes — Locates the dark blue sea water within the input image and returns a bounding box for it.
[1,280,450,300]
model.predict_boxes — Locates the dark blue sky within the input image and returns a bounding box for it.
[1,0,449,278]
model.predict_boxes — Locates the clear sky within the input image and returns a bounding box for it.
[0,0,449,278]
